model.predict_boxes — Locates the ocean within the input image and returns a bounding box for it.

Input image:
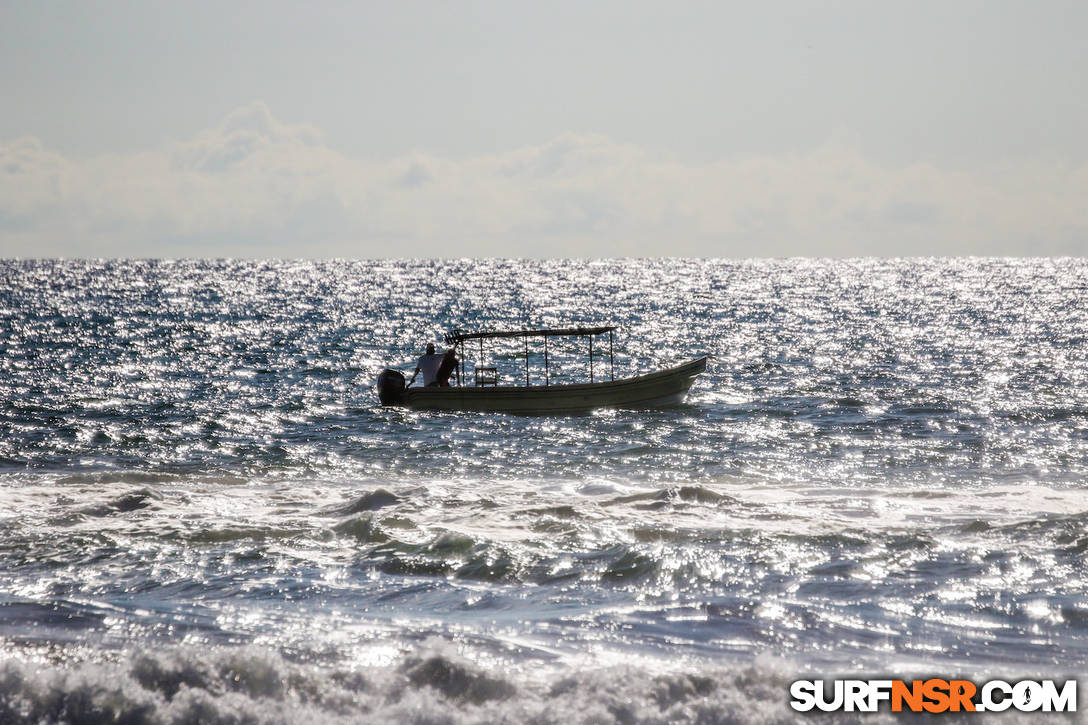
[1,258,1086,723]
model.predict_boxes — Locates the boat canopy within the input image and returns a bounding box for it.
[444,326,615,344]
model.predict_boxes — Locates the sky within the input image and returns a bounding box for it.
[1,0,1086,258]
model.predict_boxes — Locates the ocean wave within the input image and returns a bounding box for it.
[0,644,817,725]
[76,487,163,518]
[3,641,1078,724]
[329,488,400,516]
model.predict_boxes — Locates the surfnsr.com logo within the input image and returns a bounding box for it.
[790,679,1077,713]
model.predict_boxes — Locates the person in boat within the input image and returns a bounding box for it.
[407,343,443,387]
[435,347,458,387]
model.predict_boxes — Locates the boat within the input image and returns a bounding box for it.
[375,326,707,414]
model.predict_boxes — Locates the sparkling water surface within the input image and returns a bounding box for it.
[2,258,1087,723]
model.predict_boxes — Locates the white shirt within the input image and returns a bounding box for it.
[416,353,444,386]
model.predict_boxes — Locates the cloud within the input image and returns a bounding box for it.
[1,102,1086,257]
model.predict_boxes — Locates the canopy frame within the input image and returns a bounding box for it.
[442,326,616,388]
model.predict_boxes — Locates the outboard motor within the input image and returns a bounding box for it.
[376,368,406,406]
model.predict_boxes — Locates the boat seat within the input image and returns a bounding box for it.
[475,367,498,386]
